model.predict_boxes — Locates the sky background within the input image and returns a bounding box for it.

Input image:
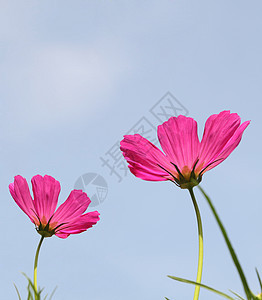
[1,1,262,299]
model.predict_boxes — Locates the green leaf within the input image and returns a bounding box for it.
[197,185,254,300]
[14,284,22,300]
[23,273,39,300]
[168,275,235,300]
[20,272,57,300]
[22,272,46,300]
[229,290,246,300]
[256,269,262,294]
[48,287,57,300]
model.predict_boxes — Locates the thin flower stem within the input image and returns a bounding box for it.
[34,235,45,298]
[197,185,255,300]
[188,188,203,300]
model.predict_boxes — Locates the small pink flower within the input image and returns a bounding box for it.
[9,175,100,238]
[120,111,250,189]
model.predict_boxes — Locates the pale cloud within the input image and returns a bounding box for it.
[3,41,133,137]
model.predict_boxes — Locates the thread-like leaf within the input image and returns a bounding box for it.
[48,287,57,300]
[14,284,22,300]
[168,275,235,300]
[20,272,57,300]
[22,272,48,300]
[197,185,253,300]
[229,290,246,300]
[256,269,262,294]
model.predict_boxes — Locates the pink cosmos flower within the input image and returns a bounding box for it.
[9,175,100,238]
[120,111,250,189]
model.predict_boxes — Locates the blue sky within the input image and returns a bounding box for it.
[1,1,262,299]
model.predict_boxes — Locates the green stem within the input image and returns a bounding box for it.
[197,185,255,300]
[34,236,45,298]
[188,188,203,300]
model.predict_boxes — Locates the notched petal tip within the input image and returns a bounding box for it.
[9,175,37,223]
[9,182,14,193]
[31,174,61,223]
[198,112,250,174]
[71,189,92,206]
[157,114,200,171]
[120,134,172,181]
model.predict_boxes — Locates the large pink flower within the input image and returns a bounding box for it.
[120,111,250,189]
[9,175,100,238]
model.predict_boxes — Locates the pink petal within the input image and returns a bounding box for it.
[9,175,37,224]
[31,175,60,224]
[54,232,69,239]
[198,111,242,170]
[55,211,100,238]
[200,120,250,173]
[127,163,170,181]
[51,190,91,226]
[158,115,200,171]
[120,134,173,181]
